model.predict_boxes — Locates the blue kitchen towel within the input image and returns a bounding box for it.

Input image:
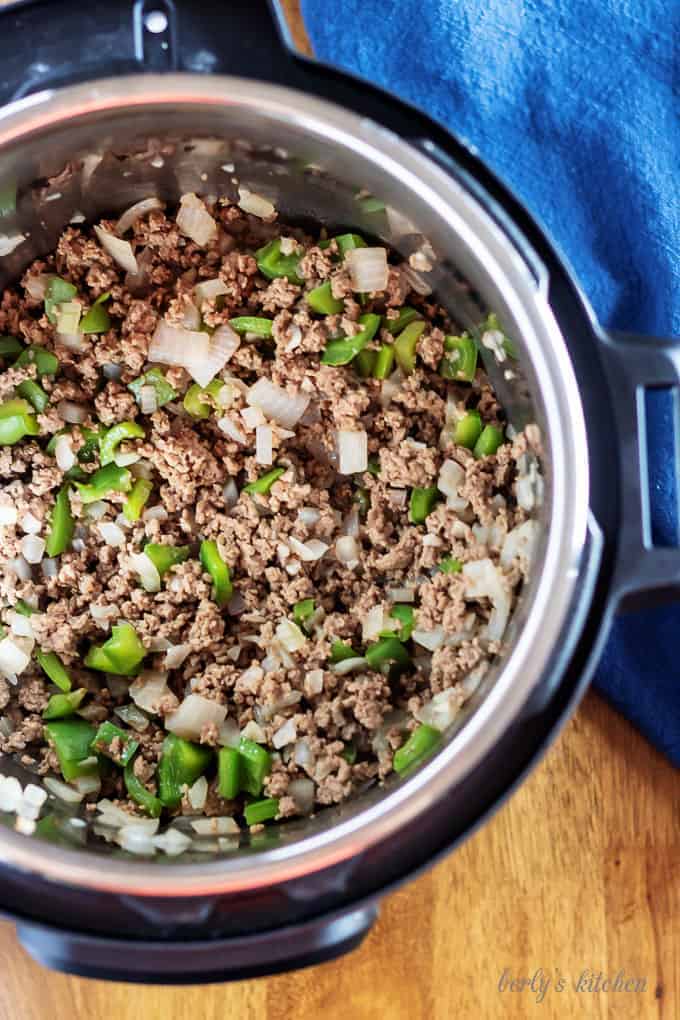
[301,0,680,764]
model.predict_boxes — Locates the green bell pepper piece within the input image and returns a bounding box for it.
[383,307,421,336]
[372,344,395,379]
[394,321,426,374]
[124,760,162,817]
[182,378,225,419]
[341,742,357,765]
[306,280,343,316]
[244,797,279,826]
[0,336,23,359]
[439,556,462,574]
[44,277,77,324]
[44,719,98,782]
[329,640,358,664]
[354,348,376,378]
[365,636,411,670]
[158,733,213,808]
[99,421,144,465]
[93,720,139,765]
[321,312,381,366]
[238,737,272,797]
[14,600,37,617]
[42,689,85,720]
[35,649,72,692]
[440,334,478,382]
[334,233,366,258]
[128,367,177,410]
[393,724,441,775]
[143,542,190,577]
[453,410,483,450]
[16,379,49,413]
[15,344,58,377]
[0,410,39,445]
[80,292,111,334]
[42,688,87,720]
[217,746,241,800]
[389,604,415,642]
[255,238,303,284]
[409,486,439,524]
[293,598,315,630]
[228,316,274,338]
[45,484,74,557]
[199,539,233,607]
[243,466,285,496]
[473,424,504,459]
[122,478,153,522]
[85,622,146,676]
[75,463,132,504]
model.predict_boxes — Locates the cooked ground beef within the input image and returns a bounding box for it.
[0,193,540,849]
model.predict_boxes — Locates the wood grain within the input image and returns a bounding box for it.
[0,3,677,1018]
[0,692,677,1020]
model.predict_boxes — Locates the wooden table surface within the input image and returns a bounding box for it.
[0,3,677,1017]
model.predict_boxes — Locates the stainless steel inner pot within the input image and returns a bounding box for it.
[0,75,589,896]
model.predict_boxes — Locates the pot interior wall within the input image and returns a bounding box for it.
[0,82,551,864]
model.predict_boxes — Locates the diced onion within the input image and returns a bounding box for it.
[412,627,446,651]
[143,504,168,523]
[402,265,432,296]
[191,816,240,836]
[115,197,163,235]
[0,502,17,526]
[462,558,511,641]
[135,384,157,415]
[330,656,368,675]
[246,377,310,429]
[274,619,306,653]
[154,828,192,855]
[94,224,138,274]
[335,535,360,565]
[194,277,229,306]
[345,247,388,292]
[240,406,265,431]
[129,671,176,714]
[114,704,150,731]
[226,592,246,616]
[255,424,273,466]
[272,717,297,749]
[379,368,403,409]
[57,400,87,424]
[117,826,157,855]
[21,511,41,534]
[8,556,31,581]
[415,689,462,731]
[218,716,241,748]
[9,613,33,638]
[20,534,45,564]
[43,776,83,804]
[287,536,328,562]
[41,557,58,579]
[96,799,159,830]
[304,669,324,697]
[337,429,368,475]
[0,637,31,676]
[222,478,239,508]
[165,693,227,740]
[363,604,386,642]
[98,522,125,548]
[288,777,315,814]
[501,519,540,569]
[187,776,208,810]
[182,300,201,330]
[237,187,275,219]
[388,586,416,602]
[0,234,25,256]
[164,643,191,669]
[176,193,217,246]
[73,774,101,796]
[298,507,320,527]
[217,416,247,444]
[25,274,51,300]
[128,551,161,592]
[241,720,266,743]
[56,332,86,352]
[438,459,468,511]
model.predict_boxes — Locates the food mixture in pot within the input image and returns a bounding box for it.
[0,192,541,853]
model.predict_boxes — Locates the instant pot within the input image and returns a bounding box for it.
[0,0,676,983]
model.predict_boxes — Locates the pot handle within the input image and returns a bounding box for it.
[14,902,377,982]
[597,329,680,609]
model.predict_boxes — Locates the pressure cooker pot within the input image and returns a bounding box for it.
[0,0,676,983]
